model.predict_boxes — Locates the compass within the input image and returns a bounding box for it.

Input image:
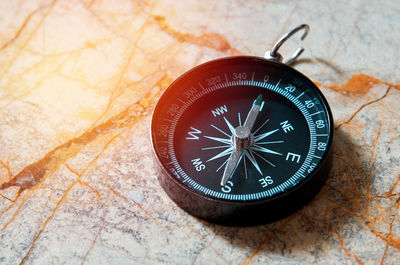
[151,25,334,225]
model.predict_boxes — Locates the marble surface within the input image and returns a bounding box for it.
[0,0,399,264]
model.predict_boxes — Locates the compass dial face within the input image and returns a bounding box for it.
[151,56,333,205]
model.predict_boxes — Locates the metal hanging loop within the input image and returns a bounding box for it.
[264,24,310,65]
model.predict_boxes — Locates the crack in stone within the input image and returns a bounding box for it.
[152,15,242,56]
[0,1,56,50]
[333,229,364,265]
[0,0,58,80]
[335,86,392,130]
[0,1,399,263]
[0,81,163,233]
[18,131,120,264]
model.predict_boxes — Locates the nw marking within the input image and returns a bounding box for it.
[211,105,228,117]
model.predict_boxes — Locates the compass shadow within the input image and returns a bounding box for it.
[205,129,368,256]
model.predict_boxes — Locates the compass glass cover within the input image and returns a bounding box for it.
[151,56,333,202]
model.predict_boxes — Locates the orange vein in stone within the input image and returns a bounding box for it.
[381,241,389,265]
[371,229,400,250]
[0,197,18,220]
[241,232,275,265]
[86,46,138,131]
[153,15,243,56]
[0,194,14,202]
[241,216,295,265]
[315,73,400,95]
[363,124,382,213]
[384,173,400,197]
[333,230,364,265]
[335,86,391,129]
[86,0,97,8]
[19,180,76,265]
[380,214,397,264]
[0,83,158,232]
[106,184,161,227]
[80,215,105,265]
[0,160,13,181]
[18,133,120,264]
[0,84,156,193]
[0,52,75,113]
[81,6,166,131]
[0,0,58,79]
[78,180,102,200]
[0,2,48,50]
[370,196,400,253]
[1,189,34,230]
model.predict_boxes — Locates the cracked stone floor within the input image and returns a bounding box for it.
[0,0,399,264]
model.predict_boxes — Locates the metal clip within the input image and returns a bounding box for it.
[264,24,310,65]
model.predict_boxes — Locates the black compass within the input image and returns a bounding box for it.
[151,25,334,225]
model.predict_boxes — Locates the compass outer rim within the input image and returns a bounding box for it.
[150,56,334,225]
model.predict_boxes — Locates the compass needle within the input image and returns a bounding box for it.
[151,24,334,225]
[220,94,264,186]
[244,94,263,130]
[221,149,244,186]
[243,156,248,179]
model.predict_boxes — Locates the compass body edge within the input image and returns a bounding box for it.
[150,56,334,226]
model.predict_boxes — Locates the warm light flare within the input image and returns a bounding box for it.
[0,0,399,264]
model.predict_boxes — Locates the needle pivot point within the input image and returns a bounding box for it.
[232,126,253,149]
